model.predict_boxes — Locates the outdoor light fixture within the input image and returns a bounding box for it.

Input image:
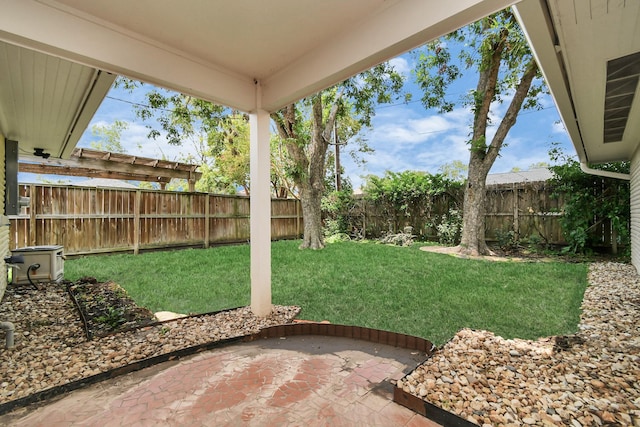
[33,148,50,159]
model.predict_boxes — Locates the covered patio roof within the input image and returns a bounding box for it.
[0,0,515,116]
[0,0,518,316]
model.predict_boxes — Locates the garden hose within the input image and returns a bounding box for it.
[27,263,40,290]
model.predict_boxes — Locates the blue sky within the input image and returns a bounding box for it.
[49,51,574,189]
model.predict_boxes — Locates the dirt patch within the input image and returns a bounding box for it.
[419,245,550,262]
[420,244,623,263]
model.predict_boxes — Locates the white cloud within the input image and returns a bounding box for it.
[388,56,410,76]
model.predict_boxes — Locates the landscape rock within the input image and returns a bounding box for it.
[398,262,640,426]
[0,283,299,404]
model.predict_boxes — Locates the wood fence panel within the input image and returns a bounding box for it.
[8,180,619,254]
[271,198,302,239]
[9,185,301,255]
[483,183,566,244]
[346,181,615,248]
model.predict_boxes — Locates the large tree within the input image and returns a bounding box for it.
[118,69,402,248]
[271,64,404,249]
[414,10,543,255]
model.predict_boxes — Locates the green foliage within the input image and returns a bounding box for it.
[324,233,351,244]
[413,10,544,120]
[321,189,358,238]
[134,88,228,146]
[438,160,468,183]
[208,113,251,194]
[364,170,463,237]
[89,120,129,153]
[549,146,630,254]
[431,209,463,245]
[95,306,127,329]
[495,228,517,251]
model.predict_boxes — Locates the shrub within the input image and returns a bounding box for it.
[363,171,463,237]
[429,209,463,245]
[322,190,357,238]
[495,228,517,251]
[549,146,630,254]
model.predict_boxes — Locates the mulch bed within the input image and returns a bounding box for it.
[66,277,157,339]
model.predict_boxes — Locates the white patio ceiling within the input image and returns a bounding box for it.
[0,0,515,157]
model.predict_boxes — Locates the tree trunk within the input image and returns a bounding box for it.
[456,58,538,256]
[459,154,491,255]
[271,97,340,250]
[299,183,325,249]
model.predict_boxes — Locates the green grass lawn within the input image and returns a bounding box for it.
[64,240,588,346]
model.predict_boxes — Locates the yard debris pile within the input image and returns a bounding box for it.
[0,283,300,404]
[398,262,640,426]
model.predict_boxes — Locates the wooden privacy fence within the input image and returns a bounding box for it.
[483,182,565,244]
[9,184,302,255]
[8,180,621,255]
[349,181,616,248]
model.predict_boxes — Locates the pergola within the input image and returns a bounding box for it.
[20,148,202,191]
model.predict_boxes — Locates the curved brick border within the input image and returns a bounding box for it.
[252,323,436,353]
[1,322,465,425]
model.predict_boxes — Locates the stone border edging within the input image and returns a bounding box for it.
[393,384,478,426]
[251,323,437,353]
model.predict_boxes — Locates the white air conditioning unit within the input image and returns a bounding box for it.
[11,245,64,285]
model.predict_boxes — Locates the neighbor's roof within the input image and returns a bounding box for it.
[486,168,553,185]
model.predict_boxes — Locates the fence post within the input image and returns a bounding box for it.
[513,183,519,240]
[362,202,367,239]
[133,190,141,255]
[204,193,210,248]
[296,199,301,239]
[28,184,36,246]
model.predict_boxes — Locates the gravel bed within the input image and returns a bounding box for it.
[399,262,640,426]
[0,283,299,404]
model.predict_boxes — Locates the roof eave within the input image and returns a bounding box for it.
[513,0,588,163]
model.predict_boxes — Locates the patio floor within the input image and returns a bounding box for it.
[0,335,441,426]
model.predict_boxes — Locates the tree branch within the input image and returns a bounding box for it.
[472,28,508,149]
[483,59,539,168]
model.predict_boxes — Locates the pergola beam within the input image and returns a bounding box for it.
[20,150,201,187]
[19,163,172,184]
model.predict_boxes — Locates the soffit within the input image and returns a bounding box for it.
[0,41,115,158]
[516,0,640,164]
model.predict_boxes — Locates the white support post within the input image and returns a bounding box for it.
[249,82,272,317]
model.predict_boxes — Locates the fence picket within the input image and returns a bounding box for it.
[9,185,303,255]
